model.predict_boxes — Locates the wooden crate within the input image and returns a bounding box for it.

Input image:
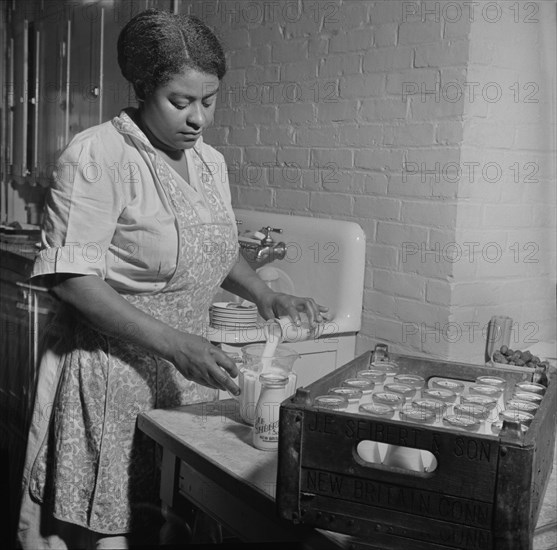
[277,349,556,550]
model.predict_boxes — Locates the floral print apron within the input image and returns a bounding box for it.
[18,117,238,537]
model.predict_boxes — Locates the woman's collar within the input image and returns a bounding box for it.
[112,107,205,156]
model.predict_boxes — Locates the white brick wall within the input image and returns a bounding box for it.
[453,1,557,362]
[197,0,555,364]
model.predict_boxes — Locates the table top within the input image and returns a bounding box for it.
[140,399,279,498]
[138,398,557,549]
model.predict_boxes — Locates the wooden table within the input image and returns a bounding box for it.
[138,399,557,549]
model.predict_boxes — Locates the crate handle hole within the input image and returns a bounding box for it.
[356,441,438,473]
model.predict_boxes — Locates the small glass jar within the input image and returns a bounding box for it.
[422,387,457,404]
[431,378,465,395]
[343,378,375,403]
[372,390,404,409]
[512,391,543,405]
[505,399,539,415]
[412,398,447,420]
[264,313,324,343]
[491,420,528,435]
[475,375,507,389]
[454,403,490,422]
[329,387,363,411]
[372,343,389,363]
[313,395,349,411]
[469,384,503,400]
[357,369,387,385]
[369,361,400,381]
[442,414,481,432]
[394,373,426,391]
[399,405,435,425]
[514,381,546,396]
[384,382,416,401]
[460,394,498,411]
[499,409,535,428]
[358,402,395,418]
[533,366,549,387]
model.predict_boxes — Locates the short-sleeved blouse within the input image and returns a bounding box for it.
[32,108,236,293]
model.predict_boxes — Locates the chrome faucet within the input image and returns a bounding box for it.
[239,226,287,267]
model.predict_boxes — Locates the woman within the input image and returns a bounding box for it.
[17,9,327,549]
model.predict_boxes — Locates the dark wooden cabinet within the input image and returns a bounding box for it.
[36,7,71,187]
[0,248,34,546]
[68,3,103,137]
[101,1,135,121]
[2,0,142,224]
[0,245,58,547]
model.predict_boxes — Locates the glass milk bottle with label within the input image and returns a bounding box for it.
[240,344,299,426]
[253,373,288,451]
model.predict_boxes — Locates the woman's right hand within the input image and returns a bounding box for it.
[169,331,241,396]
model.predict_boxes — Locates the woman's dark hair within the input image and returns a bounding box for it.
[117,9,226,100]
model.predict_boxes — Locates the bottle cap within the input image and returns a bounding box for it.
[259,373,289,387]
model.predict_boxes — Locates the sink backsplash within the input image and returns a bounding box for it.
[219,209,366,335]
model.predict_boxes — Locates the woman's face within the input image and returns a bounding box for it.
[140,68,219,151]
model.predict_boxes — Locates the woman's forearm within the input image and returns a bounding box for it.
[51,274,178,361]
[50,273,241,394]
[220,254,273,305]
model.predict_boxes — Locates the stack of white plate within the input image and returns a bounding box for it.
[209,302,259,330]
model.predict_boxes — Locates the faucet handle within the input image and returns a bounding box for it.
[260,226,283,245]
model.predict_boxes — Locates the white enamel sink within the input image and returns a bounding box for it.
[208,209,366,344]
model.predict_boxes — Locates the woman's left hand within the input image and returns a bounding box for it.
[257,291,329,327]
[221,255,329,328]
